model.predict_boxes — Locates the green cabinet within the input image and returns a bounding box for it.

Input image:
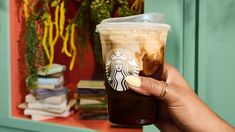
[1,0,234,132]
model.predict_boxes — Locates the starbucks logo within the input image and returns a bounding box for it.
[105,49,139,91]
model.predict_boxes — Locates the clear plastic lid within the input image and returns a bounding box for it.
[96,12,171,32]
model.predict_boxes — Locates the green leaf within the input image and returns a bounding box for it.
[51,0,58,7]
[42,12,49,20]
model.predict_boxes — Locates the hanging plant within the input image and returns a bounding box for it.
[75,0,91,54]
[25,15,40,89]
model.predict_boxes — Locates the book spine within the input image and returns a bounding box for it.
[37,77,63,85]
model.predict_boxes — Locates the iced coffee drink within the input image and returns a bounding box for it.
[96,13,170,126]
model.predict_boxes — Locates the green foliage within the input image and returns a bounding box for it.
[77,0,91,27]
[118,0,140,16]
[76,0,91,48]
[25,15,39,90]
[90,0,115,23]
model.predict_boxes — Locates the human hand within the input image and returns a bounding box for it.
[125,64,235,132]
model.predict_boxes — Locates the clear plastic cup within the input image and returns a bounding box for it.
[96,13,170,126]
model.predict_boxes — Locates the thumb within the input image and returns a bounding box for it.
[125,75,171,101]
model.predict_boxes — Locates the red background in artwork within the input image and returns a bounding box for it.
[9,0,141,132]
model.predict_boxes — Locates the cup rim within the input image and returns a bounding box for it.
[96,22,170,32]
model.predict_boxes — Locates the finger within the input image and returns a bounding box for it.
[163,64,187,85]
[125,76,151,96]
[161,63,169,81]
[162,63,179,81]
[125,76,170,100]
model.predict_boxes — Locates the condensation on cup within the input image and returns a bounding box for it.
[96,13,171,126]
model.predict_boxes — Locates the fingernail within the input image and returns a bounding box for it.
[125,76,141,87]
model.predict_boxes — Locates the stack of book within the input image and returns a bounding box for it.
[76,80,108,120]
[18,63,76,121]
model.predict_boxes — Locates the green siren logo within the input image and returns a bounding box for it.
[105,49,139,91]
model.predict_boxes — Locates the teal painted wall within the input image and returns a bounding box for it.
[198,0,235,126]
